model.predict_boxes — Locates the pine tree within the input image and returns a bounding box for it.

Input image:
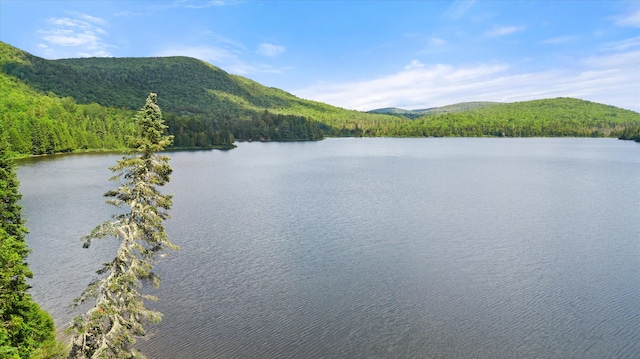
[0,138,58,358]
[68,93,177,359]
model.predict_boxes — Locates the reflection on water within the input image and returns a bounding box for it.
[19,138,640,358]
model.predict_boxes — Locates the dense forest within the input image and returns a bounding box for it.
[0,73,134,156]
[618,124,640,142]
[363,98,640,138]
[0,139,66,358]
[1,41,639,157]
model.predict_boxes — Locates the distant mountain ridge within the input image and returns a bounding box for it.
[369,102,500,118]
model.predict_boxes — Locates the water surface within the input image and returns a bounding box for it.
[19,138,640,358]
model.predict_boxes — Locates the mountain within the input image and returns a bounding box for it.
[367,107,416,116]
[1,41,639,156]
[369,102,500,118]
[0,42,398,145]
[376,97,640,138]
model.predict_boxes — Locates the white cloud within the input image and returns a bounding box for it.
[485,25,523,38]
[37,14,113,57]
[44,31,98,47]
[614,8,640,28]
[296,62,507,111]
[583,49,640,68]
[257,43,285,57]
[295,51,640,112]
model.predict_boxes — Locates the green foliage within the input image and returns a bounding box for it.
[618,124,640,142]
[0,139,62,358]
[0,71,134,156]
[164,114,235,148]
[29,337,68,359]
[68,94,176,359]
[229,110,323,141]
[2,41,640,151]
[360,98,640,138]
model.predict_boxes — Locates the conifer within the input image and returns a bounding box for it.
[0,139,58,358]
[68,93,176,359]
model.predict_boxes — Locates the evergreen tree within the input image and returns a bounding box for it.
[0,139,59,358]
[67,93,177,359]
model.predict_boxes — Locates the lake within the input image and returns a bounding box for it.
[18,138,640,358]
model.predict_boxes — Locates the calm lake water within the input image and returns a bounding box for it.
[18,138,640,358]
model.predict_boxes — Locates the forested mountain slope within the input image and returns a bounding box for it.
[0,42,398,145]
[369,98,640,138]
[0,44,135,155]
[0,71,134,155]
[1,41,639,156]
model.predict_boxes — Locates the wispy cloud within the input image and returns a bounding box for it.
[204,31,247,51]
[601,36,640,51]
[404,60,425,70]
[113,11,127,17]
[156,44,287,75]
[430,37,447,46]
[156,30,289,74]
[156,44,246,71]
[173,0,227,8]
[295,49,640,112]
[37,13,112,57]
[539,36,576,45]
[485,25,524,38]
[443,0,476,20]
[76,13,107,25]
[613,7,640,27]
[257,43,285,57]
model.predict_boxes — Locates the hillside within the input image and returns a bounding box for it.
[369,102,500,118]
[0,42,399,143]
[366,98,640,138]
[0,44,136,156]
[1,41,640,155]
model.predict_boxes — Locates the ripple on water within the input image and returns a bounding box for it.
[18,139,640,358]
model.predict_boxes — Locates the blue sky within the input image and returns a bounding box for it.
[1,0,639,111]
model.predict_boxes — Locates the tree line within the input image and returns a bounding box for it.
[348,98,640,139]
[3,41,640,157]
[228,110,323,141]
